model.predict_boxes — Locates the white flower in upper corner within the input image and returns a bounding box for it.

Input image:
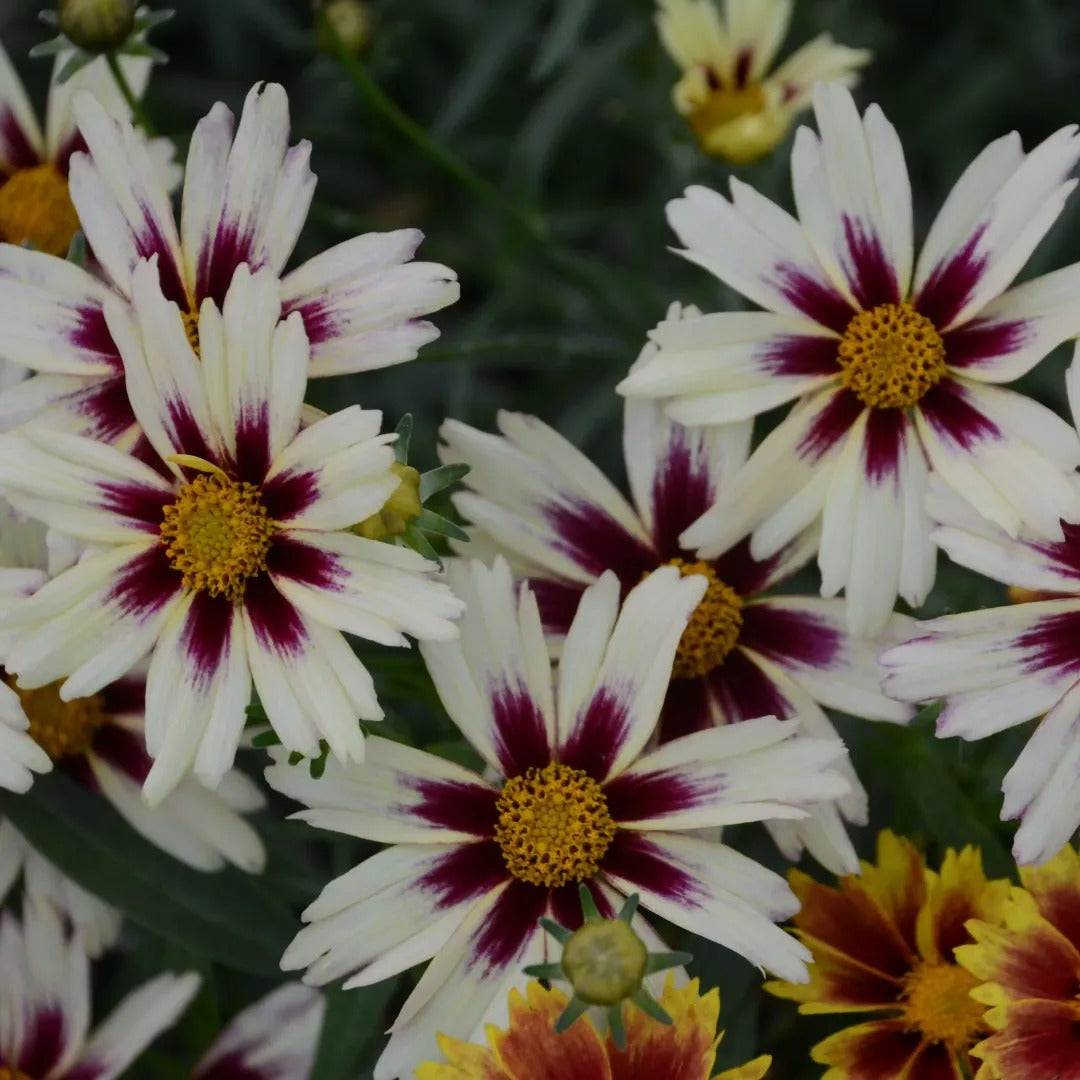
[265,558,849,1080]
[0,78,457,448]
[0,895,199,1079]
[0,35,176,258]
[193,983,325,1080]
[0,262,463,806]
[439,304,913,876]
[621,82,1080,635]
[656,0,870,164]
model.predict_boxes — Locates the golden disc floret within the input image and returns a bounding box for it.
[9,677,107,761]
[561,917,649,1006]
[160,473,275,602]
[494,762,616,888]
[181,309,201,356]
[901,961,985,1047]
[837,302,947,409]
[661,559,743,679]
[0,164,81,257]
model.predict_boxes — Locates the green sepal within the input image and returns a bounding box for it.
[644,950,693,974]
[37,9,60,26]
[249,729,281,749]
[133,8,176,31]
[554,995,589,1034]
[522,961,565,980]
[402,522,443,567]
[419,462,470,501]
[578,882,602,922]
[121,41,169,62]
[394,413,413,463]
[28,37,66,58]
[414,508,469,542]
[65,230,87,267]
[630,988,672,1026]
[616,892,640,923]
[538,916,572,944]
[607,1003,626,1049]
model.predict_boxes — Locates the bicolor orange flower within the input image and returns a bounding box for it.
[415,975,770,1080]
[957,843,1080,1079]
[766,830,1010,1079]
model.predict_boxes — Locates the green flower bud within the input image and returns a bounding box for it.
[57,0,136,53]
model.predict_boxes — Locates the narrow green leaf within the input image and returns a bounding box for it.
[531,0,601,81]
[402,522,442,567]
[312,980,399,1080]
[0,772,296,975]
[393,414,413,463]
[419,463,470,502]
[414,509,469,542]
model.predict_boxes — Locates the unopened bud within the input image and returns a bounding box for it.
[352,463,422,541]
[316,0,373,56]
[58,0,136,53]
[561,917,648,1006]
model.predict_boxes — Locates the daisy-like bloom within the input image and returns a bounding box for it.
[193,983,325,1080]
[440,309,910,875]
[266,558,849,1078]
[0,262,463,804]
[766,830,1009,1080]
[957,843,1080,1079]
[882,427,1080,865]
[619,83,1080,635]
[0,895,199,1079]
[0,36,175,257]
[0,78,457,448]
[416,975,770,1080]
[656,0,869,164]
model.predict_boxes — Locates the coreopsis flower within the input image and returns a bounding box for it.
[656,0,870,164]
[0,262,463,804]
[416,975,770,1080]
[193,983,325,1080]
[0,37,175,257]
[766,831,1009,1080]
[266,558,849,1078]
[0,78,457,448]
[0,895,199,1079]
[957,843,1080,1079]
[440,310,910,874]
[882,455,1080,866]
[620,82,1080,635]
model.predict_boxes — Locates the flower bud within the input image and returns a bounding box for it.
[560,917,648,1006]
[58,0,136,54]
[352,463,422,541]
[315,0,373,56]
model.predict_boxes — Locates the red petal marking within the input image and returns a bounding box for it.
[842,216,902,309]
[797,388,863,463]
[733,47,753,88]
[91,723,152,784]
[1023,524,1080,586]
[549,879,614,931]
[164,397,216,462]
[261,467,319,521]
[712,536,797,597]
[0,109,42,171]
[739,601,844,670]
[863,407,907,484]
[98,673,146,716]
[603,757,721,824]
[233,402,272,484]
[15,1006,65,1076]
[813,1018,924,1080]
[1022,864,1080,955]
[528,577,586,637]
[416,841,509,911]
[137,217,188,308]
[543,498,656,583]
[70,375,138,443]
[655,676,713,742]
[560,686,630,782]
[606,986,716,1080]
[599,831,705,907]
[181,591,235,688]
[914,225,989,330]
[941,319,1030,370]
[490,684,551,778]
[982,920,1080,1002]
[242,574,307,657]
[758,333,840,378]
[265,537,344,592]
[467,878,547,973]
[917,378,1000,449]
[98,476,172,531]
[649,426,716,559]
[896,1039,962,1080]
[105,544,180,618]
[71,305,123,367]
[196,222,257,309]
[53,131,87,176]
[978,999,1080,1080]
[409,777,498,836]
[776,264,857,334]
[697,648,794,726]
[1016,609,1080,676]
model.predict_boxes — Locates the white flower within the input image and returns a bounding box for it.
[0,895,198,1078]
[620,83,1080,635]
[193,983,325,1080]
[0,80,457,448]
[266,558,849,1079]
[656,0,870,163]
[0,262,463,805]
[439,305,911,875]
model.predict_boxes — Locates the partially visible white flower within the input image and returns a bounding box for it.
[194,983,325,1080]
[0,895,198,1078]
[656,0,870,163]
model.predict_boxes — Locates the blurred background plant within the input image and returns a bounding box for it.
[2,0,1079,1074]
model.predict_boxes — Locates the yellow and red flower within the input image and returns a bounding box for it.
[766,830,1010,1079]
[957,842,1080,1079]
[415,975,770,1080]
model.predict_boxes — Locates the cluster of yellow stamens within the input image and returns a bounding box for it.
[160,472,275,602]
[494,762,616,888]
[0,163,81,257]
[837,302,947,410]
[181,308,201,356]
[901,960,985,1047]
[7,676,106,762]
[661,559,743,679]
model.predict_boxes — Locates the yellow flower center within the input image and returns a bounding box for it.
[901,961,985,1047]
[688,77,766,135]
[181,309,201,356]
[837,302,947,409]
[352,462,422,541]
[494,763,616,889]
[0,163,81,257]
[561,917,648,1006]
[7,677,106,762]
[660,559,743,679]
[160,473,275,602]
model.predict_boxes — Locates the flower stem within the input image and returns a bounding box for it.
[105,52,155,136]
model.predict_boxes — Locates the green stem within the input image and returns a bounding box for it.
[316,12,644,337]
[105,52,155,135]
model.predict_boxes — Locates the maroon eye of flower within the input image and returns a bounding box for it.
[159,471,276,602]
[494,762,616,888]
[0,1063,36,1080]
